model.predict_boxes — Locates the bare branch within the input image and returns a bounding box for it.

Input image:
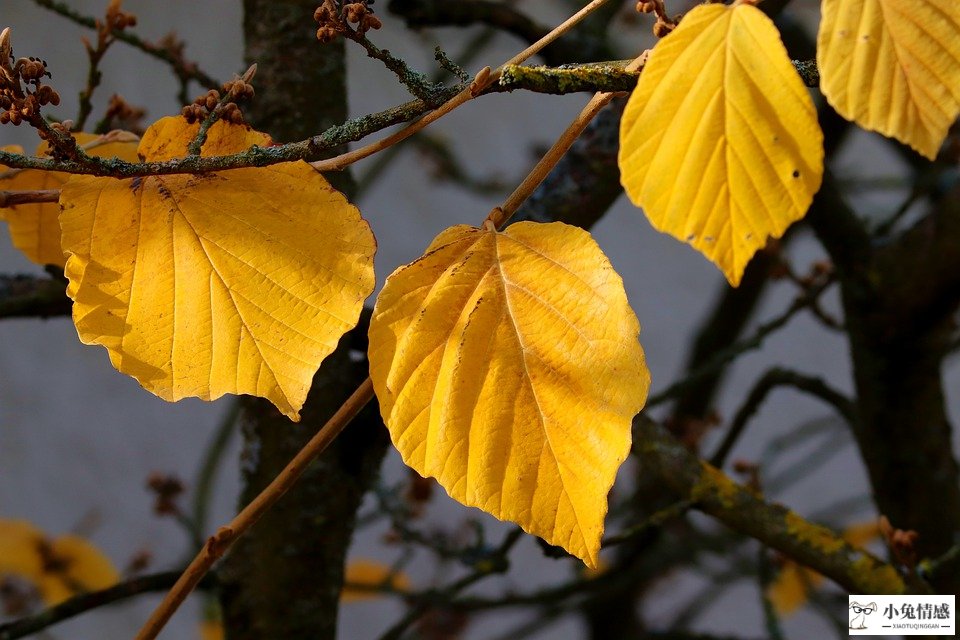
[0,189,59,206]
[0,571,214,640]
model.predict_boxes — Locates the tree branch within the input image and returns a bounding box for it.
[343,29,448,103]
[498,59,819,95]
[0,274,70,319]
[0,571,214,640]
[388,0,552,57]
[647,278,835,408]
[633,416,915,596]
[32,0,220,91]
[710,367,856,467]
[0,189,59,206]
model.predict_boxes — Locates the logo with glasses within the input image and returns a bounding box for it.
[849,601,877,630]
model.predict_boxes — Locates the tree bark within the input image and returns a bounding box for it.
[219,3,389,638]
[809,176,960,590]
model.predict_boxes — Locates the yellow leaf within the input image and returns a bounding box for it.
[342,559,410,602]
[818,0,960,159]
[199,620,224,640]
[767,561,823,616]
[842,520,881,549]
[40,534,120,604]
[60,117,376,420]
[0,134,140,266]
[0,519,119,605]
[368,222,650,567]
[0,519,45,581]
[619,3,823,286]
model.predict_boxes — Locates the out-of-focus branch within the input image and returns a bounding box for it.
[388,0,612,65]
[710,368,856,467]
[633,416,915,596]
[32,0,220,91]
[0,189,59,206]
[388,0,551,56]
[648,277,835,409]
[0,571,214,640]
[0,274,70,319]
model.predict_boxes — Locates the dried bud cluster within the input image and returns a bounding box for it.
[879,516,919,568]
[223,76,255,102]
[85,0,136,60]
[147,473,186,516]
[103,93,146,133]
[314,0,382,43]
[0,28,60,127]
[635,0,677,37]
[103,0,137,32]
[49,119,74,134]
[182,67,256,126]
[652,20,675,38]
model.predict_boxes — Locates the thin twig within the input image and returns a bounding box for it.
[647,279,835,408]
[709,368,856,467]
[32,0,219,90]
[343,28,445,102]
[377,527,524,640]
[76,33,111,131]
[0,189,59,206]
[311,0,617,174]
[134,379,375,640]
[602,499,694,546]
[0,571,213,640]
[189,399,242,549]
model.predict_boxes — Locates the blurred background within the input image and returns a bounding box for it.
[0,1,957,638]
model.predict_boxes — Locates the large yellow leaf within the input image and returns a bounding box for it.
[368,222,649,567]
[619,3,823,286]
[60,117,376,421]
[0,519,119,605]
[818,0,960,159]
[0,134,140,266]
